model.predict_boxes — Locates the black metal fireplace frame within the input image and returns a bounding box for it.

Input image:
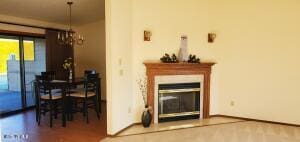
[158,82,201,123]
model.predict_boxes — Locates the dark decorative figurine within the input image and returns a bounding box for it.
[160,53,179,63]
[188,54,200,63]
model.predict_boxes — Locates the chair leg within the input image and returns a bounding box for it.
[69,98,73,121]
[93,97,100,119]
[66,97,71,121]
[49,101,53,128]
[98,95,101,114]
[35,83,39,122]
[36,99,39,122]
[74,98,78,113]
[82,100,86,117]
[85,98,89,123]
[54,101,58,119]
[99,101,102,114]
[36,106,39,122]
[38,103,41,126]
[62,98,66,127]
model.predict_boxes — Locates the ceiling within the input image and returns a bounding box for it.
[0,0,105,26]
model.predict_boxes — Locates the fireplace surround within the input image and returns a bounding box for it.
[144,62,215,123]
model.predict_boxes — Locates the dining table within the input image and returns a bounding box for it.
[50,77,101,123]
[51,77,85,85]
[51,77,85,121]
[35,76,101,127]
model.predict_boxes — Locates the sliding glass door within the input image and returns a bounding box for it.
[23,37,46,108]
[0,35,45,115]
[0,36,23,114]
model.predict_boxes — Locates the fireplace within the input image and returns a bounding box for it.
[158,83,201,122]
[144,62,215,123]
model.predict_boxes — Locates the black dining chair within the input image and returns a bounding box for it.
[35,75,67,127]
[41,71,56,80]
[41,71,63,93]
[69,73,100,123]
[84,70,97,75]
[72,69,98,91]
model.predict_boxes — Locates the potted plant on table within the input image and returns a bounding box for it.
[137,76,152,127]
[62,57,73,80]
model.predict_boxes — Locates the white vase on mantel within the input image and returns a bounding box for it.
[178,35,189,62]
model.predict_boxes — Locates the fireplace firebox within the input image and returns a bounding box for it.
[158,83,200,122]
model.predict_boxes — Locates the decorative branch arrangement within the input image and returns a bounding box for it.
[137,76,148,107]
[160,53,179,63]
[188,54,200,63]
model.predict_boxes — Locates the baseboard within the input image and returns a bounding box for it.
[210,114,300,127]
[0,106,35,118]
[107,122,141,137]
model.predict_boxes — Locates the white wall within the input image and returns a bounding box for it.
[130,0,219,122]
[107,0,300,134]
[210,0,300,124]
[74,20,106,100]
[105,0,134,135]
[130,0,300,125]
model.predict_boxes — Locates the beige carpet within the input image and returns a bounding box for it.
[117,117,244,136]
[101,121,300,142]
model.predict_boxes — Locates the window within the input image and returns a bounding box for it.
[0,38,35,74]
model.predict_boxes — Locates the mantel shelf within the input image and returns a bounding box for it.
[144,62,216,69]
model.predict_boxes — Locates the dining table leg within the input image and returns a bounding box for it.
[62,90,66,127]
[34,82,39,122]
[67,96,73,121]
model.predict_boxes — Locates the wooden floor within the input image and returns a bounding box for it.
[0,102,107,142]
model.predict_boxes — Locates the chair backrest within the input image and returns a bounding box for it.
[35,75,50,93]
[35,75,67,100]
[41,71,56,80]
[36,75,50,81]
[83,73,99,97]
[84,70,97,75]
[35,75,50,100]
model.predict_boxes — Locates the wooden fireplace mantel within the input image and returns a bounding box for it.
[144,62,215,122]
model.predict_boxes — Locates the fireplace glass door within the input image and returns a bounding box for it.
[158,83,200,122]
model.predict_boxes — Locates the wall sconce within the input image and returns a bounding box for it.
[208,33,217,43]
[144,30,152,41]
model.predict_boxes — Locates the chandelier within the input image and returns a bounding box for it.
[57,2,84,46]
